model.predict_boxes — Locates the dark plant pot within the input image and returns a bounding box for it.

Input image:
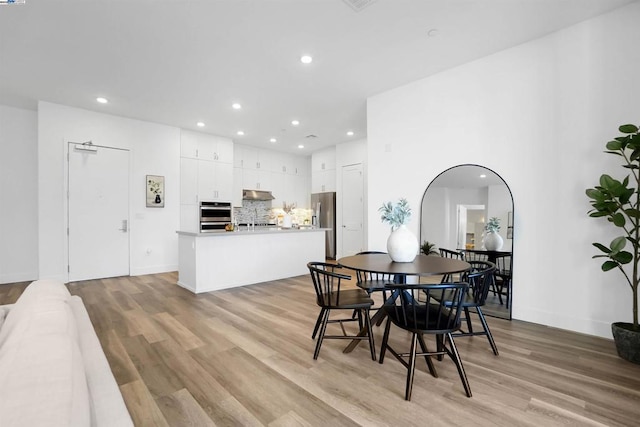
[611,322,640,364]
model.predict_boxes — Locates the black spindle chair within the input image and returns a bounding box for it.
[438,248,465,282]
[308,262,376,361]
[450,261,500,355]
[378,282,471,400]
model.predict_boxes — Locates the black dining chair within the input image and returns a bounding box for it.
[494,254,512,308]
[438,248,464,282]
[307,262,376,361]
[378,282,471,400]
[352,251,395,325]
[449,260,499,355]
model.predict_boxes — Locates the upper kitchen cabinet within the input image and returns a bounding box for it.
[293,155,309,176]
[312,146,336,172]
[198,160,233,201]
[181,130,233,163]
[311,146,336,193]
[234,144,274,171]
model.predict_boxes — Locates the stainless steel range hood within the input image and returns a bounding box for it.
[242,189,275,201]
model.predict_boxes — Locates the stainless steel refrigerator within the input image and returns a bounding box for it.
[311,192,336,259]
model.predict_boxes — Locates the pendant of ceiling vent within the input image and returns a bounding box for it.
[343,0,377,12]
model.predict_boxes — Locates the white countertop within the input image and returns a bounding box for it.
[176,227,329,237]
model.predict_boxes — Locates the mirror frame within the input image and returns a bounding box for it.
[419,164,514,320]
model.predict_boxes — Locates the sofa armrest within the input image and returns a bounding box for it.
[68,296,133,427]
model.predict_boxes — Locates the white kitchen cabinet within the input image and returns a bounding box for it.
[312,168,336,193]
[180,131,199,159]
[232,167,243,207]
[275,153,294,174]
[311,147,336,192]
[180,158,198,204]
[234,145,256,169]
[295,173,310,208]
[180,204,199,232]
[215,162,233,201]
[242,168,273,191]
[181,130,233,163]
[293,155,310,176]
[312,147,336,172]
[194,159,233,201]
[231,145,311,207]
[235,144,277,171]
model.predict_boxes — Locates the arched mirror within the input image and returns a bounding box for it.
[420,164,514,320]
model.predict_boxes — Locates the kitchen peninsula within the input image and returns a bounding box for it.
[176,228,326,293]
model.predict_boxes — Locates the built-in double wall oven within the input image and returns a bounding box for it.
[199,201,232,232]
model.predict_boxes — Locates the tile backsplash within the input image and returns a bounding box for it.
[234,200,313,226]
[234,200,273,224]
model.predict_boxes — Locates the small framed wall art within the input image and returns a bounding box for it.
[146,175,165,207]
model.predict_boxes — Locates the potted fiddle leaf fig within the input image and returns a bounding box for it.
[586,123,640,364]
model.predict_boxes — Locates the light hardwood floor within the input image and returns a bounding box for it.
[2,272,639,426]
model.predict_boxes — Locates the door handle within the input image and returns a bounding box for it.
[119,219,128,232]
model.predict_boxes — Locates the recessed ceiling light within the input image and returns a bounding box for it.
[96,97,108,104]
[269,138,277,143]
[480,174,487,178]
[346,131,354,136]
[298,144,304,149]
[232,103,242,110]
[237,131,245,136]
[196,122,205,127]
[291,120,300,126]
[300,55,313,64]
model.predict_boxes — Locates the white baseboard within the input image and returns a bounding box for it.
[0,272,38,285]
[129,264,178,277]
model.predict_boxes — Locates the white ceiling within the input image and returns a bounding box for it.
[0,0,634,154]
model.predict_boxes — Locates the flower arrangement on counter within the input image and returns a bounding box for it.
[282,201,296,214]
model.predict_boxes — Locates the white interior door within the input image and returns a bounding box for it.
[68,143,130,281]
[341,163,364,256]
[457,204,484,250]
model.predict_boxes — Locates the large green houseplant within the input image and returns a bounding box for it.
[586,123,640,364]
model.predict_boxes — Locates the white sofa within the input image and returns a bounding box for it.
[0,279,133,426]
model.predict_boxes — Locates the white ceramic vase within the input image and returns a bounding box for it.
[282,214,292,229]
[484,231,503,251]
[387,224,419,262]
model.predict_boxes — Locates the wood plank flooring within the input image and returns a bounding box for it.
[2,272,640,426]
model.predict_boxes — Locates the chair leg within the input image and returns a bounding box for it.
[436,334,444,361]
[364,308,376,361]
[476,307,499,356]
[379,317,392,364]
[464,307,473,333]
[417,333,437,378]
[446,333,472,397]
[313,308,331,360]
[494,276,504,305]
[405,333,418,401]
[312,308,326,339]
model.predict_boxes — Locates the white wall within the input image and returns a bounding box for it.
[367,2,640,338]
[0,105,38,283]
[38,102,181,281]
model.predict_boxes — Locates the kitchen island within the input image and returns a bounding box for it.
[176,228,327,293]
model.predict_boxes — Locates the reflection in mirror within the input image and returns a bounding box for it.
[420,164,514,320]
